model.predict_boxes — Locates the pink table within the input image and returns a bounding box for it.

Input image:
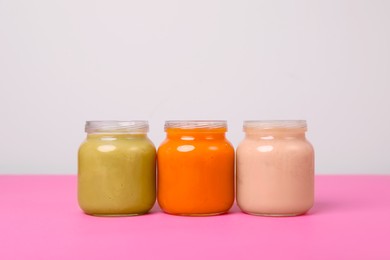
[0,175,389,259]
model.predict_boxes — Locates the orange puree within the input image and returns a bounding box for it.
[157,121,234,216]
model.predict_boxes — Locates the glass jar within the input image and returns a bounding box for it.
[157,120,235,216]
[236,120,315,216]
[78,121,156,216]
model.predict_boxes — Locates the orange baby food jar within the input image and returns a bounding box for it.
[157,120,235,216]
[237,120,315,216]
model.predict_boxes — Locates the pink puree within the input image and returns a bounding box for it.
[0,175,389,259]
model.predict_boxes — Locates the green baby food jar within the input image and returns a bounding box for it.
[78,121,156,216]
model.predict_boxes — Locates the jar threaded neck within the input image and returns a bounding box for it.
[164,120,227,131]
[85,121,149,134]
[243,120,307,131]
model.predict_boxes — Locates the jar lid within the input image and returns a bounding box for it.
[243,120,307,130]
[164,120,227,131]
[85,121,149,133]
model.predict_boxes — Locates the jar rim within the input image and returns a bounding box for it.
[243,120,307,130]
[85,120,149,133]
[164,120,227,130]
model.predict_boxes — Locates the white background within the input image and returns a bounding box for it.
[0,0,389,174]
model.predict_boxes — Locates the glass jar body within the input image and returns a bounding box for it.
[237,127,314,216]
[78,133,156,216]
[157,128,235,216]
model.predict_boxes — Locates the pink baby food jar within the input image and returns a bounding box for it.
[236,120,315,216]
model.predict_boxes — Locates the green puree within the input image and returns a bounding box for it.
[78,134,156,216]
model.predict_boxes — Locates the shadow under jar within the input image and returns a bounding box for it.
[157,120,235,216]
[236,120,315,216]
[78,121,156,216]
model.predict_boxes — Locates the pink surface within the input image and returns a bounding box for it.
[0,175,389,260]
